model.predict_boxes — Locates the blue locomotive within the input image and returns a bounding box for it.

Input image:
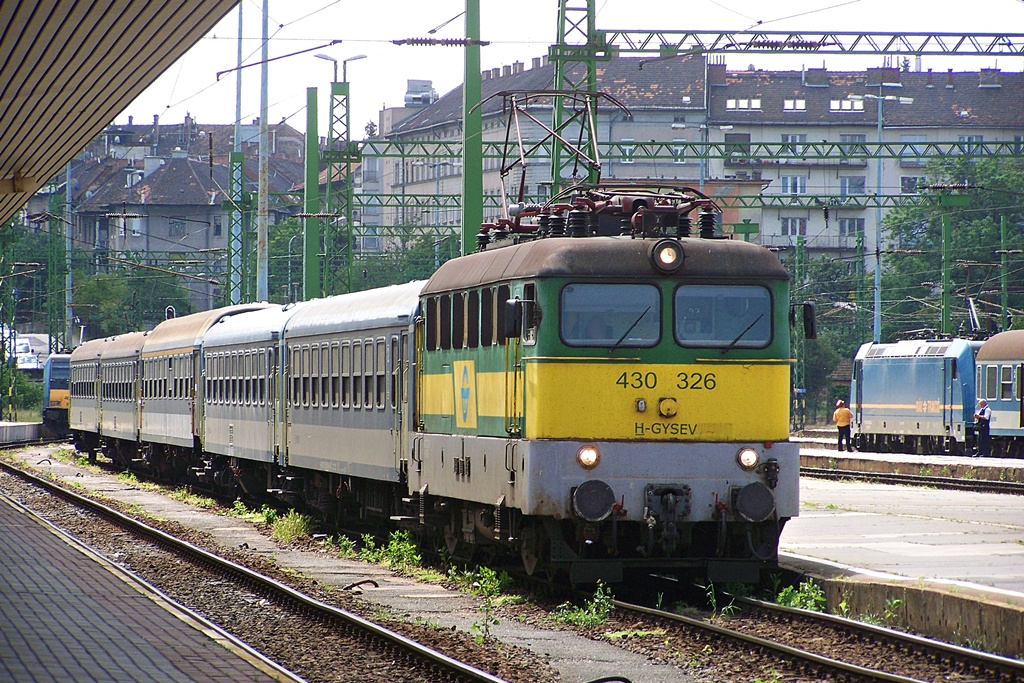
[850,339,983,455]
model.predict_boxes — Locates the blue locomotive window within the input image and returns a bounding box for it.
[560,283,661,347]
[674,285,772,348]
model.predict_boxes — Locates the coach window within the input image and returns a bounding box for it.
[496,284,510,346]
[364,340,374,408]
[320,344,330,408]
[1002,365,1014,400]
[376,339,386,409]
[426,297,438,351]
[440,295,452,350]
[341,342,351,407]
[523,282,537,345]
[301,346,311,407]
[330,343,340,408]
[290,347,300,406]
[467,290,480,348]
[310,345,320,408]
[259,349,267,405]
[563,283,661,347]
[390,335,400,409]
[674,285,769,349]
[481,288,493,346]
[451,293,465,350]
[352,341,363,407]
[986,365,998,400]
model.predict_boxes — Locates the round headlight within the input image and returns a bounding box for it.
[650,239,685,274]
[577,445,600,470]
[737,447,759,470]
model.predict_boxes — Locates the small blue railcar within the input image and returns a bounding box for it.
[850,338,982,454]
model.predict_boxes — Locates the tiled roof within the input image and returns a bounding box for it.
[709,65,1024,128]
[79,157,229,209]
[392,54,706,135]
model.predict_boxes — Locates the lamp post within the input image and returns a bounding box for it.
[314,53,337,82]
[342,54,366,83]
[849,89,913,343]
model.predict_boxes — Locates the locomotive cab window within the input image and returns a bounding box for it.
[561,283,660,347]
[674,285,772,348]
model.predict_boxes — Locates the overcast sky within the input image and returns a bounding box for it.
[115,0,1024,138]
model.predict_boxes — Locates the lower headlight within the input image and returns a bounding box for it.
[737,447,759,470]
[577,445,600,470]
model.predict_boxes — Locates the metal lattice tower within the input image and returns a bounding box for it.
[226,151,248,304]
[324,80,359,295]
[549,0,602,191]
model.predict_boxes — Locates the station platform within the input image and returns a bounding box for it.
[0,421,41,443]
[799,444,1024,483]
[0,494,298,683]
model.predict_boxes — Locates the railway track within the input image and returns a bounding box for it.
[0,457,508,683]
[611,594,1024,683]
[801,465,1024,494]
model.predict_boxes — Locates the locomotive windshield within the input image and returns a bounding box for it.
[561,283,661,347]
[674,285,772,348]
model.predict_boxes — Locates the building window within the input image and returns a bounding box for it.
[671,139,686,164]
[783,99,806,111]
[213,215,222,237]
[840,134,867,155]
[781,217,807,236]
[780,176,806,194]
[901,177,924,194]
[959,135,984,155]
[726,98,761,110]
[839,217,865,235]
[169,217,186,238]
[782,133,807,156]
[619,139,636,164]
[839,176,866,195]
[900,134,927,167]
[829,99,864,112]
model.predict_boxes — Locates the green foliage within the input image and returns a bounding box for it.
[270,509,314,543]
[551,580,615,627]
[359,530,422,570]
[884,596,904,625]
[776,578,827,612]
[700,581,739,619]
[73,268,191,337]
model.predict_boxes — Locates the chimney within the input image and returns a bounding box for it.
[482,70,491,80]
[866,66,901,87]
[802,67,829,87]
[502,65,511,77]
[532,57,541,69]
[979,68,1002,88]
[513,61,524,74]
[707,63,727,86]
[491,67,500,79]
[128,115,133,125]
[926,69,934,88]
[947,69,954,89]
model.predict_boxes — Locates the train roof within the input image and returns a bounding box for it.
[976,330,1024,361]
[284,281,425,337]
[70,336,114,363]
[141,303,273,357]
[421,236,789,295]
[100,331,147,361]
[201,303,309,348]
[855,338,981,360]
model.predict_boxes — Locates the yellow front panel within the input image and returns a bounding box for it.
[525,360,791,441]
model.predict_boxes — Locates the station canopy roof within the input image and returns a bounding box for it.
[0,0,238,226]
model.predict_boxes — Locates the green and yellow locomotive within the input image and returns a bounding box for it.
[412,185,800,584]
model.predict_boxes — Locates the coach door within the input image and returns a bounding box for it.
[943,358,956,434]
[1018,363,1023,429]
[854,360,863,425]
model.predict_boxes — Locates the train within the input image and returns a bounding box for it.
[42,353,71,436]
[69,182,808,584]
[850,330,1024,457]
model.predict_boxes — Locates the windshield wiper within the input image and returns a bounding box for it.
[720,313,764,355]
[608,306,651,354]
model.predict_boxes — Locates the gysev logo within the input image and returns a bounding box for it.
[452,360,477,429]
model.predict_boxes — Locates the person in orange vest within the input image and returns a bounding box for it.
[833,399,854,452]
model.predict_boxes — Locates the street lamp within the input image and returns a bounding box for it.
[848,89,914,343]
[313,53,337,82]
[342,54,367,83]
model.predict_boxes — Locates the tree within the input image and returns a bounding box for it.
[882,156,1024,340]
[73,268,191,338]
